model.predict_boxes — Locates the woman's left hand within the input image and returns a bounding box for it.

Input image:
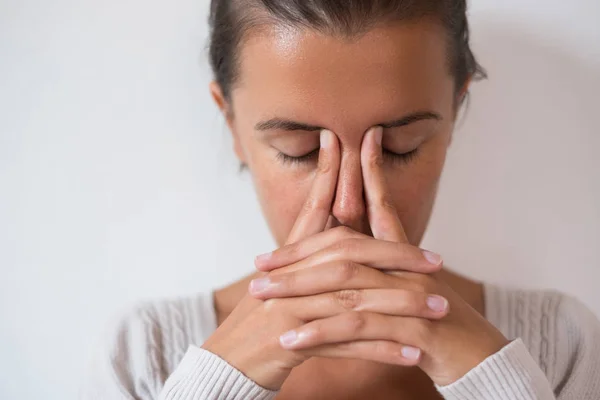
[251,126,510,386]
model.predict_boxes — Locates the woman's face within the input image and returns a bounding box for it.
[212,19,460,246]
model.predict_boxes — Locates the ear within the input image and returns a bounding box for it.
[209,81,247,165]
[457,76,472,110]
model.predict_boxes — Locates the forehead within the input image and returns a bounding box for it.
[233,19,455,132]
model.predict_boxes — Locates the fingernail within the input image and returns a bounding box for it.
[373,126,383,145]
[255,252,272,266]
[279,330,299,347]
[249,277,271,294]
[401,346,421,360]
[320,129,333,149]
[421,250,443,266]
[427,295,448,313]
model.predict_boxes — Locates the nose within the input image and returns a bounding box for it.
[331,152,367,232]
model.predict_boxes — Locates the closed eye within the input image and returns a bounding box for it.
[382,147,420,165]
[276,148,320,165]
[276,147,420,166]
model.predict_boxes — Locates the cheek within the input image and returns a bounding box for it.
[250,161,314,246]
[386,136,448,243]
[235,125,315,245]
[245,125,450,245]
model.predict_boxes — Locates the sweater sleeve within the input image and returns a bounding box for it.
[551,295,600,399]
[158,346,277,400]
[436,295,600,400]
[80,298,277,400]
[80,305,166,400]
[435,339,556,399]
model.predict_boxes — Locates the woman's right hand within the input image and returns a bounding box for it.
[200,130,444,391]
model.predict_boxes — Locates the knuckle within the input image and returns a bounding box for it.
[377,197,397,214]
[344,311,366,333]
[317,153,332,174]
[334,289,363,310]
[368,152,384,169]
[304,195,329,215]
[284,242,301,260]
[413,319,435,345]
[334,260,360,283]
[262,298,281,312]
[410,273,436,293]
[310,322,325,341]
[394,289,414,310]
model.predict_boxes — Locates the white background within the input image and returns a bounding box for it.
[1,0,599,399]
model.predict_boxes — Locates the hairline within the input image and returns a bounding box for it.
[225,13,459,106]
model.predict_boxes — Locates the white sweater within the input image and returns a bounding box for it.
[81,283,600,400]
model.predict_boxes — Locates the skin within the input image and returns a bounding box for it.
[206,18,508,399]
[219,20,453,244]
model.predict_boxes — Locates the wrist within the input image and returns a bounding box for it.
[202,342,292,391]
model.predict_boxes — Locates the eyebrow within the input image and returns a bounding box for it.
[254,111,442,132]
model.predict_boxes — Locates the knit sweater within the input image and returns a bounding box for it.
[81,283,600,400]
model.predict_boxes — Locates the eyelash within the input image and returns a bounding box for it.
[276,147,420,166]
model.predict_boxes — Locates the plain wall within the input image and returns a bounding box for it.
[1,0,598,399]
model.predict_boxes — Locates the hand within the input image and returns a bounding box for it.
[251,126,510,387]
[201,130,452,391]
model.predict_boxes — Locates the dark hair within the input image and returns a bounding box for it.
[208,0,486,104]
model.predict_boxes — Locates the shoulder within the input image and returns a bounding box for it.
[551,292,600,395]
[81,292,217,399]
[484,284,599,338]
[554,291,600,335]
[485,284,600,395]
[110,292,218,378]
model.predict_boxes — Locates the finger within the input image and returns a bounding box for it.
[251,261,387,296]
[256,239,442,274]
[255,226,369,271]
[361,126,408,243]
[262,288,449,321]
[250,260,439,298]
[278,311,429,353]
[285,130,340,245]
[298,340,421,366]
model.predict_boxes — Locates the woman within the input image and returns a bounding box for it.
[82,0,600,399]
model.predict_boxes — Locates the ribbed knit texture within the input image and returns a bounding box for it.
[159,347,276,400]
[435,339,555,399]
[81,284,600,399]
